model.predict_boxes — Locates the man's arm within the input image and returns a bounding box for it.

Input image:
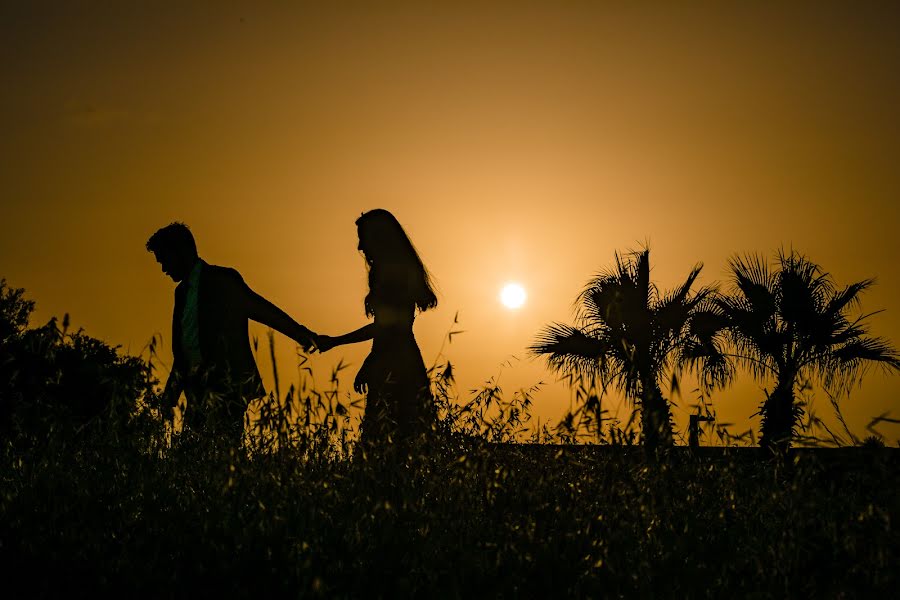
[237,275,316,349]
[160,370,184,421]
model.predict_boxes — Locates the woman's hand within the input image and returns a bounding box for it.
[315,335,336,353]
[354,355,374,394]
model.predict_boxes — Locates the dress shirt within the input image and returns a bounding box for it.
[180,259,204,370]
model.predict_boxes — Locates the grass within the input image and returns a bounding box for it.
[1,281,898,598]
[2,357,898,598]
[3,438,898,598]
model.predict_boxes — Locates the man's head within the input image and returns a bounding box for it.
[146,222,199,282]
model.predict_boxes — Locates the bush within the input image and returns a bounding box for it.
[0,279,155,445]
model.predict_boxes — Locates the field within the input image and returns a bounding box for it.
[1,280,897,598]
[2,400,898,598]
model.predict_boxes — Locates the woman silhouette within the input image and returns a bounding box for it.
[317,209,438,451]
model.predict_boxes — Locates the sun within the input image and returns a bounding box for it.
[500,282,527,309]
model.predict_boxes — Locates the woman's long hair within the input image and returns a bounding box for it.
[356,209,438,317]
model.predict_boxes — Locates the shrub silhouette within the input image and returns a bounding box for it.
[0,279,154,443]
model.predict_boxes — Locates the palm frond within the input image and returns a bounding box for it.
[687,301,728,342]
[776,251,833,335]
[825,279,874,318]
[578,251,654,343]
[824,336,900,391]
[529,323,611,375]
[729,253,775,313]
[680,337,735,390]
[634,248,652,309]
[668,263,704,307]
[655,266,710,348]
[729,252,772,290]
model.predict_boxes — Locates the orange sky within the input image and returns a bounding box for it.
[2,2,899,443]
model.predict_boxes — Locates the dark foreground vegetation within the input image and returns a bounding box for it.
[1,278,899,598]
[3,429,898,598]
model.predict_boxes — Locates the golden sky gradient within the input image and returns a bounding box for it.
[2,2,899,442]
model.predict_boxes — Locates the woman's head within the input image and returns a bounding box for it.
[356,209,422,264]
[356,209,438,315]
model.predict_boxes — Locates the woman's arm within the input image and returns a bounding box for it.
[318,323,375,352]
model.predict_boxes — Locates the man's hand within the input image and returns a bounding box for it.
[157,375,182,426]
[150,389,176,424]
[295,326,318,353]
[161,404,175,425]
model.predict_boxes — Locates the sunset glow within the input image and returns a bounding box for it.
[1,3,898,441]
[4,5,900,593]
[500,283,527,309]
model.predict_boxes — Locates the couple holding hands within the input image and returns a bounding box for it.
[148,209,437,450]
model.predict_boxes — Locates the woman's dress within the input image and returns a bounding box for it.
[359,281,435,449]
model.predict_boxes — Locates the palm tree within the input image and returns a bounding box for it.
[530,248,713,448]
[684,250,900,453]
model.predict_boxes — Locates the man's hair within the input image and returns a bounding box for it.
[146,222,198,257]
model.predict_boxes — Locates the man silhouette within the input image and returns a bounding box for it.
[147,222,316,446]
